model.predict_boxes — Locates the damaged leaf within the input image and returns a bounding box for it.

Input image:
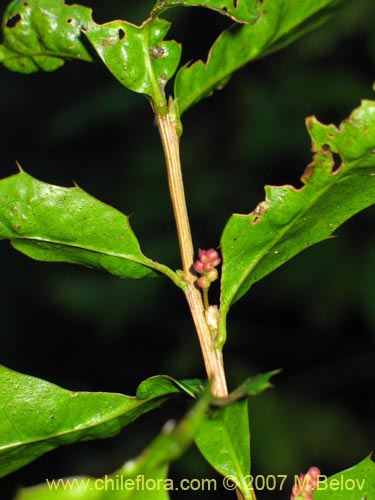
[218,99,375,346]
[0,0,93,73]
[0,1,182,111]
[151,0,262,24]
[84,17,181,109]
[175,0,347,114]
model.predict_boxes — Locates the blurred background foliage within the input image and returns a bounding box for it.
[1,0,374,498]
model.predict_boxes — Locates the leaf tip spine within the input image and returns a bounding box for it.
[15,160,23,172]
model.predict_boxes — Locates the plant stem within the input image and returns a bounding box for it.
[237,489,256,500]
[155,106,228,398]
[203,289,210,310]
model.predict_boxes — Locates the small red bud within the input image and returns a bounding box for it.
[307,467,321,479]
[198,249,208,262]
[290,467,321,500]
[195,248,221,290]
[206,248,219,261]
[197,276,210,290]
[203,261,214,272]
[193,260,204,274]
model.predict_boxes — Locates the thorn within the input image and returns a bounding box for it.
[15,160,23,172]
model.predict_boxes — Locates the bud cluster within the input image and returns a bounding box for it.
[291,466,321,500]
[194,248,221,291]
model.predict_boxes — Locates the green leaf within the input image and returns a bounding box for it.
[136,375,204,399]
[174,0,347,114]
[84,17,181,110]
[0,170,182,285]
[12,392,210,500]
[313,455,375,500]
[211,370,280,406]
[0,0,93,73]
[196,400,252,498]
[151,0,262,24]
[218,99,375,345]
[0,366,198,478]
[195,372,277,499]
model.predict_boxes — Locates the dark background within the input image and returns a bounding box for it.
[1,0,374,498]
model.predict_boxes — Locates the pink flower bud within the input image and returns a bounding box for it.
[203,261,214,272]
[197,276,210,290]
[290,466,321,500]
[195,248,221,290]
[206,248,219,261]
[198,249,208,262]
[307,467,321,479]
[194,260,204,274]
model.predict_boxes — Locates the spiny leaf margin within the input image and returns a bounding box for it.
[0,0,93,73]
[174,0,348,114]
[0,169,182,285]
[84,16,181,105]
[151,0,262,24]
[218,98,375,346]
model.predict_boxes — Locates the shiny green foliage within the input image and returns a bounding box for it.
[0,366,201,478]
[0,0,93,73]
[0,0,348,115]
[195,372,277,499]
[7,372,276,499]
[0,0,182,110]
[13,395,209,499]
[0,0,372,497]
[0,170,180,284]
[151,0,262,23]
[218,99,375,343]
[84,17,181,105]
[313,455,375,500]
[174,0,347,113]
[197,399,252,498]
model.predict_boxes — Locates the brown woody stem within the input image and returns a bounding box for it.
[155,107,228,398]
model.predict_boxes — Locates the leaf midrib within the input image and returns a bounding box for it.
[11,234,148,267]
[218,415,251,498]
